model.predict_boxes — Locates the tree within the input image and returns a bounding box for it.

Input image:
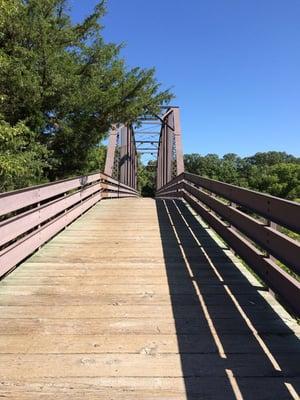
[250,163,300,200]
[0,117,50,191]
[85,144,107,174]
[184,153,221,179]
[138,160,156,197]
[245,151,299,167]
[184,151,300,201]
[0,0,172,186]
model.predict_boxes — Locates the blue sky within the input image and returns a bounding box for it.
[70,0,300,157]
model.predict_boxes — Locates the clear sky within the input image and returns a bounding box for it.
[70,0,300,157]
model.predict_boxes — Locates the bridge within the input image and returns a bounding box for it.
[0,107,299,399]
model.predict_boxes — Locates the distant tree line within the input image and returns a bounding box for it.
[137,151,300,201]
[0,0,172,192]
[184,152,300,201]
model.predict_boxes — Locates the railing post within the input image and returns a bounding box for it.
[267,220,277,261]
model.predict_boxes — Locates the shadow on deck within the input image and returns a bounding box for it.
[156,199,300,400]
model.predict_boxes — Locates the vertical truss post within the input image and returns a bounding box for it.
[156,107,184,190]
[119,126,127,185]
[104,125,118,177]
[172,107,184,175]
[118,125,138,188]
[104,124,138,191]
[166,112,174,183]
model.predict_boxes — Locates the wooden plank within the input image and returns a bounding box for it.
[0,198,299,399]
[1,333,299,355]
[0,292,277,307]
[1,353,300,378]
[1,377,299,400]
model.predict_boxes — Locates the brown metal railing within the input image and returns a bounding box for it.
[0,172,138,278]
[156,172,300,316]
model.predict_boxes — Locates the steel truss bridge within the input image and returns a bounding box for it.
[0,106,299,399]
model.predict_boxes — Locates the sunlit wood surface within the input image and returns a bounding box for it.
[0,198,299,399]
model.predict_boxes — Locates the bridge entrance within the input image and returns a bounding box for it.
[0,105,299,399]
[104,106,184,193]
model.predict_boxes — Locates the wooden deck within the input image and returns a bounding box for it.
[0,198,299,399]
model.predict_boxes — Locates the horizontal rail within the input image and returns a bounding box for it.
[100,173,139,198]
[0,173,101,217]
[0,173,139,278]
[156,173,184,196]
[156,173,300,316]
[185,172,300,233]
[183,181,300,275]
[183,191,300,315]
[0,193,100,277]
[0,183,100,248]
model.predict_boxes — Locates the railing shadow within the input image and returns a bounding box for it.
[156,198,300,400]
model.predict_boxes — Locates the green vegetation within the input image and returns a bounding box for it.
[0,0,172,191]
[0,117,50,191]
[184,151,300,201]
[184,151,300,248]
[138,161,156,197]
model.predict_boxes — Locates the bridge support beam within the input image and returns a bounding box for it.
[104,125,118,177]
[156,107,184,190]
[104,125,137,190]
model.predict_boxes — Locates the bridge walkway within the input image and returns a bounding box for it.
[0,198,299,399]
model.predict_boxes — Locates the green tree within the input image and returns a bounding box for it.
[245,151,299,167]
[85,144,107,174]
[0,117,50,191]
[0,0,172,186]
[138,160,156,197]
[184,153,221,179]
[249,163,300,200]
[184,151,300,201]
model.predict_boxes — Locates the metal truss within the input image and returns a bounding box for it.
[104,125,138,190]
[104,106,184,191]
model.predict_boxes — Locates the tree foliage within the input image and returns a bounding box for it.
[0,117,50,191]
[138,160,156,197]
[184,151,300,201]
[0,0,172,190]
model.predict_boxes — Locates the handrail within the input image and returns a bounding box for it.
[0,173,139,278]
[0,172,101,217]
[185,172,300,233]
[156,173,300,316]
[100,172,139,198]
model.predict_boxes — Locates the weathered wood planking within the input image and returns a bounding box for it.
[0,198,299,399]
